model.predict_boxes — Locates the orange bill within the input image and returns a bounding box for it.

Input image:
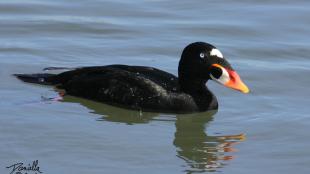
[225,69,250,93]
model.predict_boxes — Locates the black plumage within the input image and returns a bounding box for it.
[15,42,246,113]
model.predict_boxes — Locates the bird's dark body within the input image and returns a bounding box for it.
[14,42,249,113]
[41,65,216,113]
[15,64,218,113]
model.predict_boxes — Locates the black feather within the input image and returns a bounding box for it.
[13,73,56,85]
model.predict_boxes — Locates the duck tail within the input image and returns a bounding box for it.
[13,73,56,85]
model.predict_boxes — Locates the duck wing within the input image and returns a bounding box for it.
[52,65,195,112]
[53,64,180,92]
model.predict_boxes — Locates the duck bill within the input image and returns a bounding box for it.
[225,69,250,93]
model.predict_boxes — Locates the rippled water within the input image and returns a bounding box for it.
[1,0,310,173]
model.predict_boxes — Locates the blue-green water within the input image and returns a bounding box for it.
[1,0,310,173]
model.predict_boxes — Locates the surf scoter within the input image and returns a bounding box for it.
[14,42,249,113]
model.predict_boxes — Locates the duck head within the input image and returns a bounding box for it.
[178,42,249,93]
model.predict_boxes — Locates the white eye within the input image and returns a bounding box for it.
[200,53,205,58]
[210,48,224,58]
[210,67,230,85]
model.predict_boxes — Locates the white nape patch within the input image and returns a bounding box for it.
[210,67,230,85]
[210,48,224,58]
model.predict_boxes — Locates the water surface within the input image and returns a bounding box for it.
[0,0,310,173]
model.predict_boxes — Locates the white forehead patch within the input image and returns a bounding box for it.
[210,48,224,58]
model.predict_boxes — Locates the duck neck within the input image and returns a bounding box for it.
[179,77,205,93]
[179,77,218,111]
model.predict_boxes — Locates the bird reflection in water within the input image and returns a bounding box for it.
[62,95,245,172]
[174,112,245,173]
